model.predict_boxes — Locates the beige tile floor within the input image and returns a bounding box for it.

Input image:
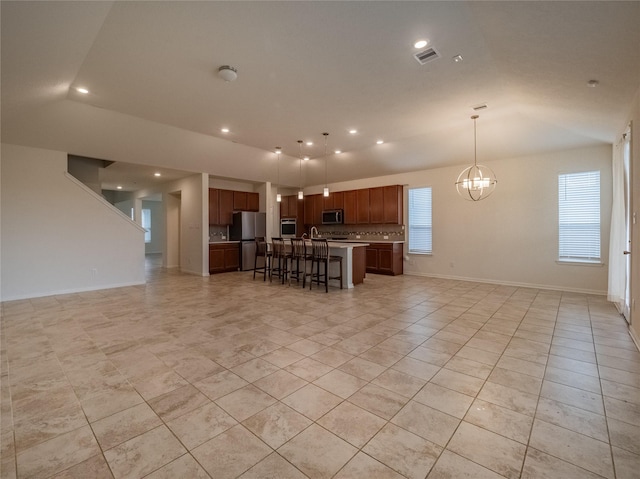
[1,256,640,478]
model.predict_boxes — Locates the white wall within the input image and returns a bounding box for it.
[307,145,612,294]
[1,143,146,300]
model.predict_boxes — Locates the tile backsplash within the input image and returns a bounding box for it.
[316,224,405,241]
[209,225,229,242]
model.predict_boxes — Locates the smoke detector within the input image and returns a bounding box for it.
[218,65,238,82]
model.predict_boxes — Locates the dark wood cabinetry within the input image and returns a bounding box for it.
[343,190,357,225]
[383,185,403,224]
[366,242,403,275]
[356,189,370,224]
[247,192,259,212]
[208,189,219,225]
[209,243,240,274]
[312,194,323,226]
[300,186,402,228]
[280,195,299,218]
[209,189,259,225]
[369,187,385,223]
[218,189,234,225]
[233,191,247,211]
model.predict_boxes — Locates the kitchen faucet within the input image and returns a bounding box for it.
[310,226,318,239]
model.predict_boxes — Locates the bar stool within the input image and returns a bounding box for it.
[270,237,289,284]
[253,237,272,281]
[309,238,343,292]
[288,238,310,287]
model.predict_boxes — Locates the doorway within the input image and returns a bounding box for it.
[165,191,181,269]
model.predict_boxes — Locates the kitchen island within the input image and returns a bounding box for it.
[321,241,368,288]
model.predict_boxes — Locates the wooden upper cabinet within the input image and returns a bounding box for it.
[288,195,298,218]
[209,189,260,225]
[383,185,403,224]
[303,195,314,225]
[369,187,385,224]
[233,191,247,211]
[219,189,234,225]
[313,194,323,225]
[247,192,259,212]
[280,195,299,218]
[322,194,333,211]
[343,190,357,224]
[356,188,370,224]
[279,196,288,218]
[208,189,219,225]
[332,191,344,210]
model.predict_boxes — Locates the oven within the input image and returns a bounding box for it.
[280,218,297,238]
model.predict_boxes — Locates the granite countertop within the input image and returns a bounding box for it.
[323,238,405,244]
[209,240,241,244]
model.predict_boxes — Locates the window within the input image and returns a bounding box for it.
[141,208,151,244]
[408,187,432,254]
[558,171,600,262]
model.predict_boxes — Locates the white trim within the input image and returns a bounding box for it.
[1,281,146,302]
[404,271,606,296]
[64,172,146,233]
[556,260,604,267]
[629,327,640,352]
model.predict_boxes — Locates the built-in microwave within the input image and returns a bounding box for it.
[280,218,296,237]
[322,209,343,225]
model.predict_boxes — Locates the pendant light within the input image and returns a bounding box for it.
[297,140,304,200]
[322,132,329,197]
[455,115,497,201]
[275,147,282,203]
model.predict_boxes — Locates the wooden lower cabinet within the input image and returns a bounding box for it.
[366,242,403,275]
[209,243,240,274]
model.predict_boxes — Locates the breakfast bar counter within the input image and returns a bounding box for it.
[321,241,368,288]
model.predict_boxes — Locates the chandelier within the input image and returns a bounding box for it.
[455,115,497,201]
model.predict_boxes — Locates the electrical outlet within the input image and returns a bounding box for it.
[383,235,389,239]
[356,235,361,239]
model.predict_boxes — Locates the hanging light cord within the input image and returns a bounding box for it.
[323,132,329,188]
[472,115,478,168]
[298,140,303,190]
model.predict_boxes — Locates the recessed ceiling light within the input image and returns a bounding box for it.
[116,185,123,190]
[349,129,357,134]
[587,79,599,87]
[334,150,342,154]
[306,141,313,146]
[453,54,463,63]
[414,40,428,49]
[75,87,89,94]
[221,128,230,133]
[154,172,161,177]
[304,156,310,161]
[376,140,384,145]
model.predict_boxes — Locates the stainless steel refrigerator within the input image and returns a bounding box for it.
[230,212,266,271]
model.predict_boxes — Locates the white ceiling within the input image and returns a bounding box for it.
[2,1,639,190]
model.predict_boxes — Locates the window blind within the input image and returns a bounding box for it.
[408,187,432,254]
[558,171,600,262]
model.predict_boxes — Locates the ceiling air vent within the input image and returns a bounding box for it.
[414,47,440,65]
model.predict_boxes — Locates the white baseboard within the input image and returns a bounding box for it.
[403,271,606,296]
[629,325,640,352]
[1,280,146,302]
